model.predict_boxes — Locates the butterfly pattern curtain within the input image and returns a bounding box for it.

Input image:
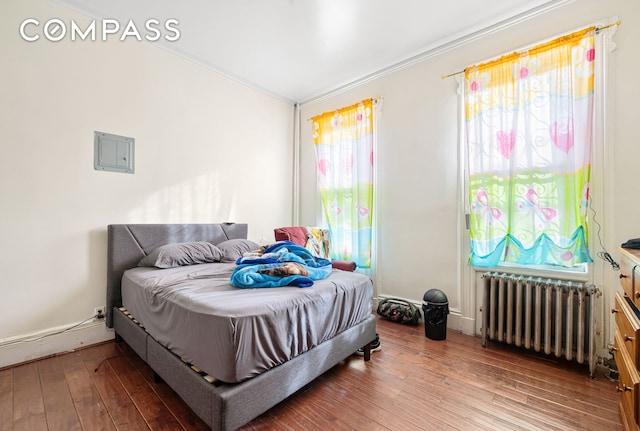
[465,28,595,267]
[312,99,374,268]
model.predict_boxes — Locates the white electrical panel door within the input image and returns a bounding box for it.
[94,131,135,174]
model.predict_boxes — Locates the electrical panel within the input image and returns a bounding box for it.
[94,131,134,174]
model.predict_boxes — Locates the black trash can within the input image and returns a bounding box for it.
[422,289,449,340]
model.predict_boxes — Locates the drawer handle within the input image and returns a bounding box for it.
[611,308,619,314]
[635,291,640,299]
[621,273,629,279]
[625,335,635,342]
[617,384,633,393]
[609,345,619,353]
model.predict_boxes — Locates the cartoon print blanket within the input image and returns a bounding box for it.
[230,241,332,288]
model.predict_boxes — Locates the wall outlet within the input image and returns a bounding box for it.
[94,306,106,320]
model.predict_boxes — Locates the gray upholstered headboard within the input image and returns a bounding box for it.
[106,223,248,328]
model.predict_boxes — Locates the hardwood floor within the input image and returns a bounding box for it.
[0,317,622,431]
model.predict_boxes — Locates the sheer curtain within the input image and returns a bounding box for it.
[312,99,374,268]
[465,27,596,267]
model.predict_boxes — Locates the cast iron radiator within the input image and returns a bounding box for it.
[481,272,599,376]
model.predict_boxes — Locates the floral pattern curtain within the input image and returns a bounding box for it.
[465,28,595,267]
[312,99,374,267]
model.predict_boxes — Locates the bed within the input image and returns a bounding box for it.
[106,223,377,430]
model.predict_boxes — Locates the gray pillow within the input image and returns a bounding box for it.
[138,242,223,268]
[217,239,261,262]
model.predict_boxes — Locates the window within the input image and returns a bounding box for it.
[464,28,598,268]
[312,99,376,268]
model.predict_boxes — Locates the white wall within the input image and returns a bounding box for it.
[0,0,294,365]
[299,0,640,351]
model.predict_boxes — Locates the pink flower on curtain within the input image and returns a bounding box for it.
[550,120,574,153]
[561,251,575,261]
[355,102,371,123]
[330,113,342,129]
[518,67,529,79]
[318,159,329,176]
[466,72,490,94]
[356,205,369,217]
[497,129,516,159]
[585,48,595,62]
[576,37,596,78]
[330,202,342,215]
[512,58,540,81]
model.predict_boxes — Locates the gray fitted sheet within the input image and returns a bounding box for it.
[121,263,373,383]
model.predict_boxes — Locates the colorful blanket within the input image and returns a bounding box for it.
[230,241,332,288]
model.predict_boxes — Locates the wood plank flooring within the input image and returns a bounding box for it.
[0,317,622,430]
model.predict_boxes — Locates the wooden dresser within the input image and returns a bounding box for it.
[612,247,640,430]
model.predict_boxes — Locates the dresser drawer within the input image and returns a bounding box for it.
[620,257,636,301]
[633,265,640,311]
[614,292,640,367]
[615,329,640,426]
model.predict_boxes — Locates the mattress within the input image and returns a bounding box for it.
[121,262,373,383]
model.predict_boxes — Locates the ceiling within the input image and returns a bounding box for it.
[53,0,564,103]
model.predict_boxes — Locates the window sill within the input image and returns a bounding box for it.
[472,262,590,283]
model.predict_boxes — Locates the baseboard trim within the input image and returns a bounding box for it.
[458,316,476,336]
[0,319,114,369]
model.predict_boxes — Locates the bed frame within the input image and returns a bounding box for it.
[106,223,377,430]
